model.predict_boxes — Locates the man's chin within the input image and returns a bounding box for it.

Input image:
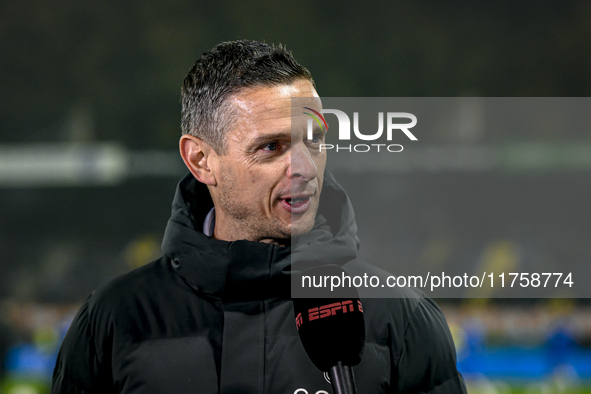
[255,216,314,246]
[289,216,316,238]
[289,201,319,238]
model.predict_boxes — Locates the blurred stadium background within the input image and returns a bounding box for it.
[1,1,591,393]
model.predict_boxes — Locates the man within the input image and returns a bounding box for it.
[52,40,466,393]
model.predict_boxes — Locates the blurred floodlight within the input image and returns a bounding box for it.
[0,143,128,187]
[0,143,181,189]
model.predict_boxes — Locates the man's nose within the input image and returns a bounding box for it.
[288,142,318,181]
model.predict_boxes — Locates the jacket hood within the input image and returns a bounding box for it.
[161,171,359,302]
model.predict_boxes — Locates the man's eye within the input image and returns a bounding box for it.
[309,134,321,144]
[263,142,278,151]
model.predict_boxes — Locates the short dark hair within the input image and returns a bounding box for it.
[181,40,314,153]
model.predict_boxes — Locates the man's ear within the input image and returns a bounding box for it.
[179,134,217,186]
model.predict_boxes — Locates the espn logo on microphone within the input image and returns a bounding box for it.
[295,300,364,330]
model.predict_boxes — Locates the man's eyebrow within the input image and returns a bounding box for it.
[249,132,291,143]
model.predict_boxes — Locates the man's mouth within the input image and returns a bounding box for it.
[280,195,312,214]
[287,197,307,205]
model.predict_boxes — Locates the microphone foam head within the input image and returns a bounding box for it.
[292,265,365,372]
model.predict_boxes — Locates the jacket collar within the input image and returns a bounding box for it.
[161,172,359,302]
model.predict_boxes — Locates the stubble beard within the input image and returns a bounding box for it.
[216,166,293,242]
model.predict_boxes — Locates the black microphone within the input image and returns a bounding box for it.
[293,265,365,394]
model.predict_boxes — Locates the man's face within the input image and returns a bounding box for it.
[208,79,327,243]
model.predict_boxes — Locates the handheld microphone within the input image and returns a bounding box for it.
[293,265,365,394]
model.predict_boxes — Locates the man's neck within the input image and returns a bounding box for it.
[206,206,290,246]
[212,227,290,247]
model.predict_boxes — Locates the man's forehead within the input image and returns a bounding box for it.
[229,82,321,120]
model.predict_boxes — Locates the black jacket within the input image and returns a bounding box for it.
[52,173,466,393]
